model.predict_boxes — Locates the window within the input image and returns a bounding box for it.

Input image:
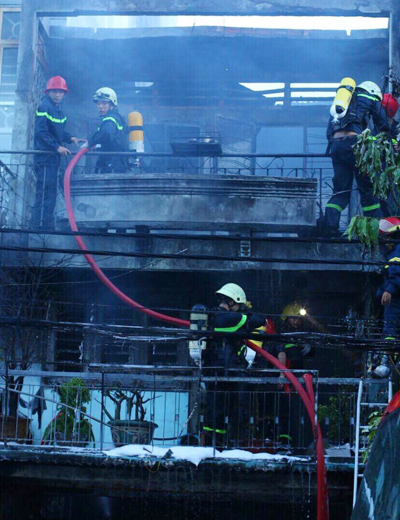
[0,9,19,151]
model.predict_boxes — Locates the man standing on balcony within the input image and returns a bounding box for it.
[89,87,128,174]
[202,283,265,447]
[32,76,82,230]
[320,81,390,236]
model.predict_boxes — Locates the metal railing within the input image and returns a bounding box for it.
[0,364,387,458]
[0,151,357,231]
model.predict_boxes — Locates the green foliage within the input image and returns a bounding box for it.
[42,378,95,447]
[344,216,379,249]
[361,410,383,463]
[354,129,400,205]
[318,394,352,444]
[59,377,91,413]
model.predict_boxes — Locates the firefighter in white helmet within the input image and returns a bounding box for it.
[89,87,128,173]
[321,80,390,236]
[201,283,264,446]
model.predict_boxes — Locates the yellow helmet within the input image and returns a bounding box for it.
[93,87,118,106]
[216,283,247,304]
[281,303,307,321]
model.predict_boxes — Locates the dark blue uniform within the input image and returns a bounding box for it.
[89,110,127,173]
[32,95,72,228]
[325,89,390,230]
[377,244,400,339]
[202,309,264,446]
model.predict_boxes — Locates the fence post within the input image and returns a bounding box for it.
[4,359,8,447]
[100,371,105,451]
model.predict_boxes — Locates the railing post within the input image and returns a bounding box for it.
[4,359,8,447]
[353,378,363,508]
[100,371,105,451]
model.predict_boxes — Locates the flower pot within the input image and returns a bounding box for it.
[108,420,158,447]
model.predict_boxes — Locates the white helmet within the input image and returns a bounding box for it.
[358,81,382,101]
[216,283,247,304]
[93,87,118,106]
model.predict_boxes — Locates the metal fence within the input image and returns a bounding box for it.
[0,151,358,231]
[0,365,389,456]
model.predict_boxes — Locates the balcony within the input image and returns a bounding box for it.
[0,151,371,271]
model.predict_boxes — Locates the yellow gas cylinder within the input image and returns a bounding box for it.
[128,111,144,152]
[330,77,356,122]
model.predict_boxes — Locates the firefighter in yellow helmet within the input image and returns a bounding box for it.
[277,303,326,449]
[279,303,326,371]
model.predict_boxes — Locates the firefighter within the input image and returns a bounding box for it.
[379,94,399,218]
[278,302,326,371]
[321,81,390,236]
[381,93,399,138]
[202,283,265,446]
[89,87,128,173]
[277,303,326,449]
[32,76,83,229]
[371,217,400,378]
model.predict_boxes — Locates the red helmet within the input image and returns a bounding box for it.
[45,76,68,93]
[382,93,399,118]
[379,217,400,235]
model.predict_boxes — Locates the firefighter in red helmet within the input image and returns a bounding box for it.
[32,76,84,229]
[382,93,399,142]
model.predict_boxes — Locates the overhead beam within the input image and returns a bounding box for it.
[27,0,391,17]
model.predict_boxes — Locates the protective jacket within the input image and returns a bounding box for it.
[34,95,72,164]
[205,308,265,369]
[377,244,400,298]
[327,88,390,142]
[89,109,127,173]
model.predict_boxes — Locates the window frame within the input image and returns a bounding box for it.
[0,7,19,105]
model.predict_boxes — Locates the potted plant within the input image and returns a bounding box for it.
[42,378,95,447]
[101,383,158,447]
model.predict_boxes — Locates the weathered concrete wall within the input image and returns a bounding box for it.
[26,230,372,272]
[60,173,317,230]
[29,0,390,15]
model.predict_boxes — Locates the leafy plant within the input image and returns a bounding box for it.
[344,216,380,248]
[100,382,157,422]
[42,378,95,446]
[318,394,352,444]
[354,129,400,205]
[361,410,383,463]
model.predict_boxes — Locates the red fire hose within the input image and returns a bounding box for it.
[63,148,329,520]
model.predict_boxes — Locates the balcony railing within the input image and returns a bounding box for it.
[0,151,357,232]
[0,364,390,458]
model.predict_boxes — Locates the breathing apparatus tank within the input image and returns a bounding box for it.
[128,111,144,153]
[189,304,208,365]
[330,77,356,123]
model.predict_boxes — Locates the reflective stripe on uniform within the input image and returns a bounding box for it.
[203,426,227,434]
[362,203,380,212]
[100,116,124,131]
[284,343,296,349]
[326,203,343,212]
[385,337,395,340]
[357,93,380,102]
[215,314,247,333]
[36,111,67,124]
[389,257,400,263]
[237,344,246,356]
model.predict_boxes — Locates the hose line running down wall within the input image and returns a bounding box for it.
[63,148,329,519]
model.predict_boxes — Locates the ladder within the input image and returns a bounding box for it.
[352,378,393,508]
